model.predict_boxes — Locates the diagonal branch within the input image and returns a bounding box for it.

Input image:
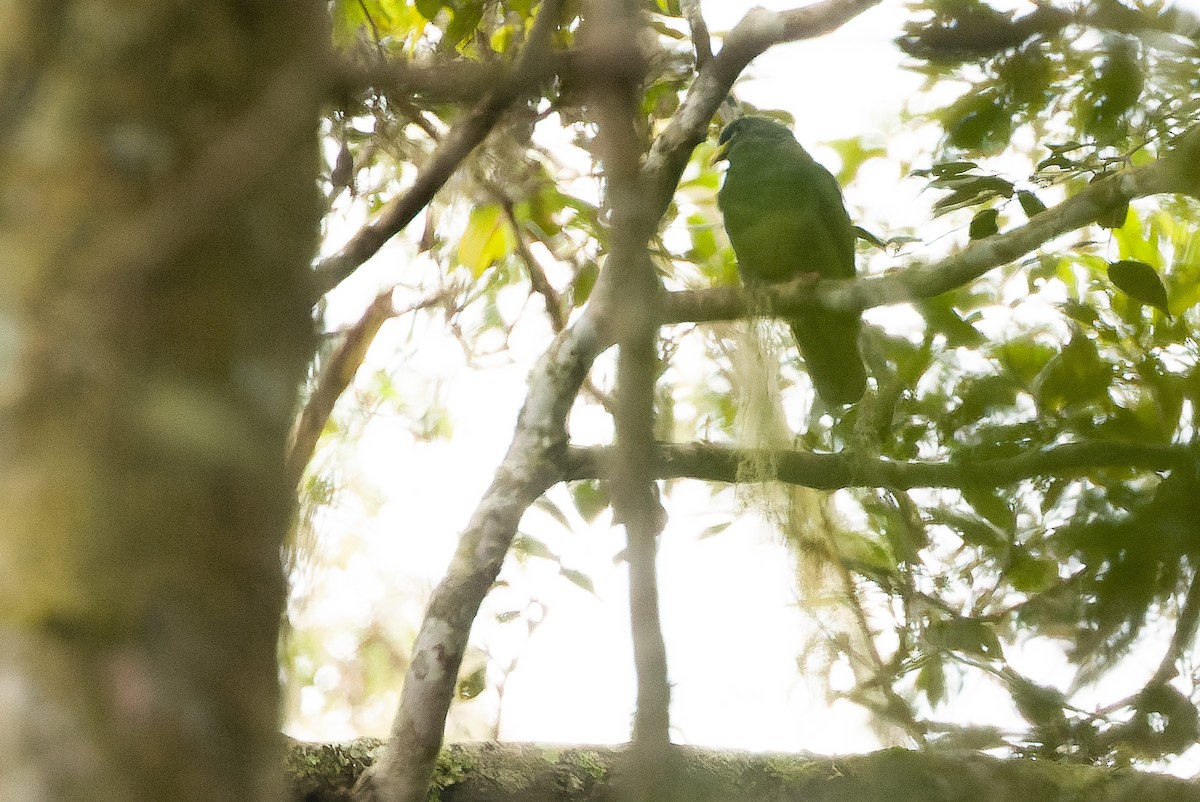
[681,0,714,69]
[1150,569,1200,686]
[287,290,397,488]
[312,0,563,299]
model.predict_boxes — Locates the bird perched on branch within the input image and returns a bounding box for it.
[714,116,867,406]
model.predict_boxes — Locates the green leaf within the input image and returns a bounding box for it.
[916,657,947,707]
[571,261,600,306]
[1007,547,1058,592]
[490,24,515,53]
[643,77,682,120]
[525,183,568,238]
[533,496,572,529]
[826,137,887,184]
[457,204,515,277]
[1035,332,1112,411]
[919,296,985,348]
[1083,36,1143,145]
[944,91,1012,153]
[332,0,371,47]
[445,1,485,48]
[560,567,597,596]
[513,533,559,561]
[414,0,443,21]
[1016,189,1046,218]
[926,618,1004,659]
[931,175,1015,215]
[646,17,685,40]
[969,208,999,239]
[947,374,1019,431]
[938,507,1007,551]
[1010,678,1067,728]
[853,225,888,250]
[507,0,535,16]
[999,42,1052,107]
[698,520,732,539]
[685,212,718,263]
[911,160,977,180]
[571,480,610,523]
[456,665,487,700]
[965,484,1017,533]
[1108,259,1171,317]
[998,338,1057,387]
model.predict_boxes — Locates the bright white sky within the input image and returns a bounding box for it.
[291,0,1200,774]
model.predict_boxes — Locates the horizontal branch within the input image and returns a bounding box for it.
[562,440,1194,489]
[664,125,1200,324]
[291,738,1200,802]
[335,52,569,104]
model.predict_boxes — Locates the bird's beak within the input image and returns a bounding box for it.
[711,140,730,164]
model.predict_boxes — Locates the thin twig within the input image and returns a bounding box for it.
[681,0,713,69]
[286,289,398,487]
[1151,570,1200,685]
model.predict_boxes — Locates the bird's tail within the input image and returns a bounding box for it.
[790,313,866,406]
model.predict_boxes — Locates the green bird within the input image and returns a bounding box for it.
[714,116,866,406]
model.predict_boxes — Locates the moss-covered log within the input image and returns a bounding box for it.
[286,741,1200,802]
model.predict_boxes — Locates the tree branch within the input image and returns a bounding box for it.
[584,1,672,794]
[663,126,1200,325]
[681,0,714,69]
[334,51,570,105]
[561,440,1194,489]
[313,0,564,299]
[639,0,883,236]
[286,290,396,488]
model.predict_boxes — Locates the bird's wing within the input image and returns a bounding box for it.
[806,163,856,280]
[720,152,854,284]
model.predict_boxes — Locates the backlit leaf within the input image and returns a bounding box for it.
[457,204,516,277]
[969,208,999,239]
[1017,189,1046,218]
[560,567,597,596]
[571,480,610,523]
[1036,332,1112,411]
[1108,259,1171,317]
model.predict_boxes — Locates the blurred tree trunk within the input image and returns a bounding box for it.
[0,2,324,799]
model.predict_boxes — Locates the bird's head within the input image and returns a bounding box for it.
[712,116,799,164]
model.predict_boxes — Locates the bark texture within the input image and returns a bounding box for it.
[291,740,1200,802]
[0,2,324,799]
